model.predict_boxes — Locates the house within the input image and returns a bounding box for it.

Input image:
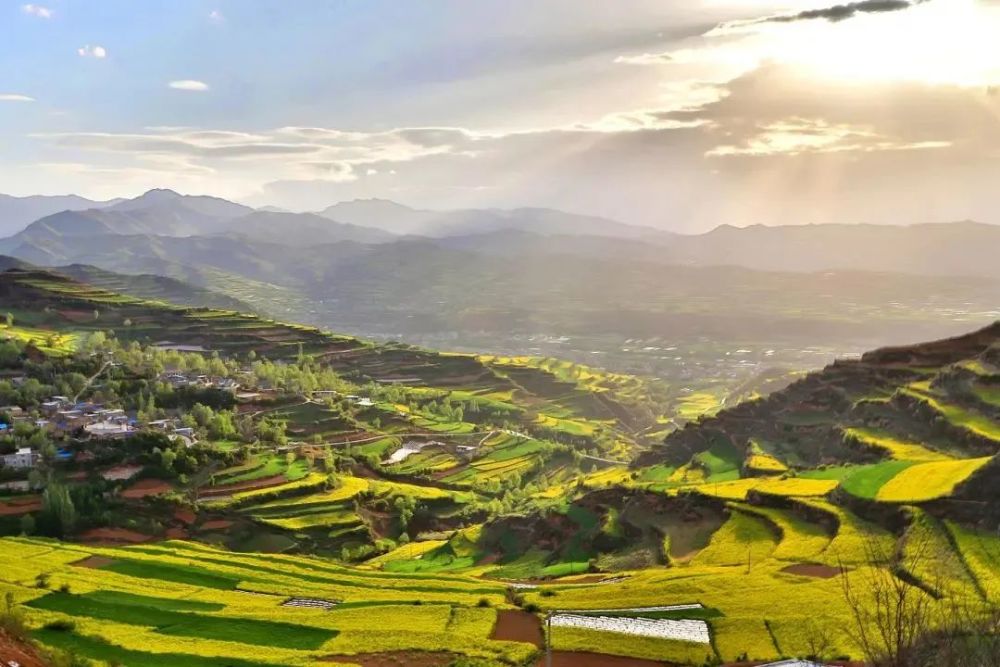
[34,419,52,431]
[216,378,240,391]
[355,397,374,408]
[0,406,23,416]
[1,447,37,469]
[85,421,135,439]
[167,373,189,386]
[40,400,63,414]
[312,390,338,398]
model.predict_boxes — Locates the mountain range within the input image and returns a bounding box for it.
[2,188,999,364]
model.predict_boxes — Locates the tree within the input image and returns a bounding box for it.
[4,312,12,327]
[39,483,77,538]
[840,533,936,667]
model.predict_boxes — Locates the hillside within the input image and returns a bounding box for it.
[0,269,999,665]
[636,321,1000,515]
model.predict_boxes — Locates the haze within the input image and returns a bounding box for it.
[2,0,999,231]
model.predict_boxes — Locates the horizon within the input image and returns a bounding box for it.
[0,187,995,233]
[1,0,998,231]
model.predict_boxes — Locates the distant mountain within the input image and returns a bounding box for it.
[319,198,669,240]
[0,193,120,237]
[221,211,396,246]
[319,199,431,235]
[659,221,1000,279]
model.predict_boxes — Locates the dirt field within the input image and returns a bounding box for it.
[78,527,152,544]
[0,496,41,516]
[535,651,673,666]
[72,555,117,569]
[491,610,543,647]
[174,508,197,525]
[200,519,234,530]
[781,563,842,578]
[121,478,173,499]
[321,651,459,666]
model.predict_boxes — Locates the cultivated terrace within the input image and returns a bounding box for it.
[1,267,1000,666]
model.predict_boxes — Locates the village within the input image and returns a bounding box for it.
[0,369,243,474]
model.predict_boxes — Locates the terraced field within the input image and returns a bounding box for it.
[4,268,1000,665]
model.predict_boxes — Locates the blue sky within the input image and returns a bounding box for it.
[2,0,999,230]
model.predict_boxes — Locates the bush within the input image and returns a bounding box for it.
[476,597,491,608]
[43,619,76,632]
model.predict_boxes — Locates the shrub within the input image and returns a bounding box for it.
[43,619,76,632]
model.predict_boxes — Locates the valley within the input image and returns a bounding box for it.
[0,264,998,666]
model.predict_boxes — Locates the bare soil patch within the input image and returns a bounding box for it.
[165,527,188,539]
[72,555,117,569]
[781,563,842,579]
[491,609,543,647]
[0,496,41,516]
[121,478,173,499]
[174,508,197,525]
[0,629,48,667]
[200,519,234,530]
[79,527,151,545]
[320,651,458,666]
[536,652,672,667]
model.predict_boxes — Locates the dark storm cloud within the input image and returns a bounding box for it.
[768,0,924,24]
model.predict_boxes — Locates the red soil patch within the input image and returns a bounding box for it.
[781,563,843,579]
[165,527,188,539]
[321,651,458,666]
[79,527,152,545]
[491,610,543,647]
[72,555,117,569]
[0,630,48,667]
[0,496,41,516]
[121,478,173,499]
[199,474,287,497]
[200,519,233,530]
[537,653,672,667]
[174,508,197,525]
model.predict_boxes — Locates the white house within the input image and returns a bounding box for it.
[1,447,37,469]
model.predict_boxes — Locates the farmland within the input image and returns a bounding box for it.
[2,268,1000,665]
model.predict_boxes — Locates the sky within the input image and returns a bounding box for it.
[1,0,999,231]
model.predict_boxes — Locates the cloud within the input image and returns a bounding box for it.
[208,10,224,22]
[77,45,107,59]
[706,117,951,156]
[614,52,673,66]
[169,80,210,92]
[715,0,927,33]
[21,4,52,18]
[769,0,921,23]
[0,93,35,102]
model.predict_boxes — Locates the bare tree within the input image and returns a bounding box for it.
[840,533,937,667]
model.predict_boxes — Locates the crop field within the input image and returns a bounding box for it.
[876,456,992,502]
[842,427,952,461]
[0,323,79,356]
